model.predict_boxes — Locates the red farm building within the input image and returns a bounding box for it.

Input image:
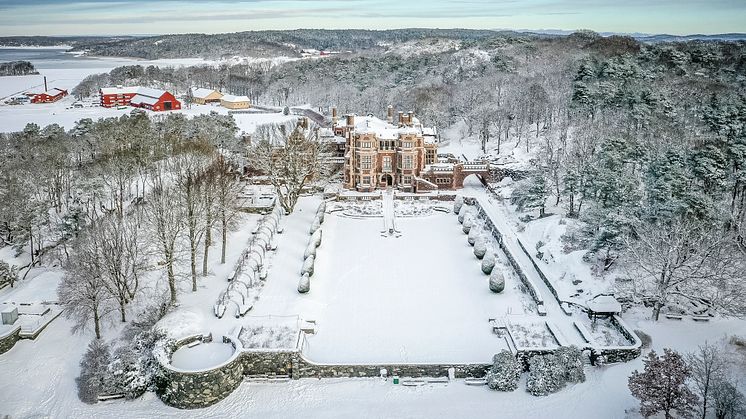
[99,86,181,112]
[27,88,68,103]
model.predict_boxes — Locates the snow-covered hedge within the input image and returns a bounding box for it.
[526,354,566,396]
[298,273,310,293]
[453,196,464,214]
[303,242,316,260]
[474,237,487,259]
[481,252,496,274]
[462,215,473,234]
[302,255,315,277]
[486,350,523,391]
[309,218,321,235]
[312,229,322,247]
[458,206,467,224]
[525,346,585,396]
[489,269,505,293]
[467,226,480,246]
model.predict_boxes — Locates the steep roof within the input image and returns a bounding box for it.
[129,94,160,106]
[335,114,437,143]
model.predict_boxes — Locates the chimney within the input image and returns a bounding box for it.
[398,111,404,127]
[346,114,355,128]
[408,111,414,126]
[332,107,338,124]
[387,105,394,124]
[44,76,48,92]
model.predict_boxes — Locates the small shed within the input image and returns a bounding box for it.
[220,94,251,109]
[1,306,18,325]
[586,294,622,319]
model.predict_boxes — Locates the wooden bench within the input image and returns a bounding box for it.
[665,313,684,320]
[692,316,711,322]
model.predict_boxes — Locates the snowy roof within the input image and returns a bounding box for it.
[100,86,140,95]
[129,94,159,106]
[335,114,436,141]
[191,87,220,99]
[586,295,622,313]
[26,87,66,96]
[137,87,168,98]
[221,94,250,103]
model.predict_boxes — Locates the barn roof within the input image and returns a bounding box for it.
[191,87,220,99]
[129,94,160,106]
[26,87,66,96]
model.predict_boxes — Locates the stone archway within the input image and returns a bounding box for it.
[381,174,393,187]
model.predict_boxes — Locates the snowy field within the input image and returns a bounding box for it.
[305,212,527,363]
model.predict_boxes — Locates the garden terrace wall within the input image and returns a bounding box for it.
[156,335,244,409]
[465,198,546,313]
[0,324,21,354]
[294,355,491,379]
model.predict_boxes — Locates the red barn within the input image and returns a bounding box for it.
[27,88,68,103]
[99,86,181,111]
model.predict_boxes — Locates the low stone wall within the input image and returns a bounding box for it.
[295,356,490,379]
[516,238,564,307]
[156,335,245,409]
[596,316,642,363]
[0,325,21,354]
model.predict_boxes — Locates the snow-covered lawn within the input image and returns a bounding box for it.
[302,210,534,363]
[170,342,235,371]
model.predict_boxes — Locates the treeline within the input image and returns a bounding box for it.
[0,60,37,76]
[68,29,521,60]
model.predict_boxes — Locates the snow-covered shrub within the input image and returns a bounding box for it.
[468,226,480,245]
[312,229,322,247]
[458,206,467,223]
[317,201,327,214]
[303,242,316,260]
[554,346,585,384]
[302,255,315,277]
[0,260,18,288]
[489,269,505,293]
[462,216,473,234]
[309,218,321,235]
[453,196,464,214]
[526,354,567,396]
[486,350,523,391]
[474,237,487,259]
[109,328,169,400]
[316,210,325,224]
[77,339,112,404]
[482,252,496,274]
[298,273,310,293]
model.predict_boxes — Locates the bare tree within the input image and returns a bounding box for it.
[687,342,727,419]
[248,122,333,214]
[58,232,112,339]
[205,154,243,266]
[144,171,184,305]
[623,218,745,320]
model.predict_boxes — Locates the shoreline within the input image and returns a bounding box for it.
[0,45,72,50]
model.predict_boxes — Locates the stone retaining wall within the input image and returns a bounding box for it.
[0,325,21,354]
[156,335,244,409]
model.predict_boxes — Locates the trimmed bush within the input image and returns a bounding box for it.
[453,196,464,214]
[474,237,487,259]
[482,252,496,274]
[462,216,473,234]
[302,255,315,277]
[458,206,467,223]
[303,242,316,260]
[298,273,310,293]
[554,346,585,384]
[312,229,322,247]
[526,354,567,396]
[486,350,523,391]
[489,269,505,293]
[468,226,480,245]
[309,218,321,235]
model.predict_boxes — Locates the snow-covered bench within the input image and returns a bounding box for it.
[691,315,711,322]
[664,313,684,320]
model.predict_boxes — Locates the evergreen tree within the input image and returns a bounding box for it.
[628,348,698,419]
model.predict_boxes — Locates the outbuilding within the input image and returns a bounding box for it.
[220,94,251,110]
[191,87,223,105]
[99,86,181,111]
[27,88,68,103]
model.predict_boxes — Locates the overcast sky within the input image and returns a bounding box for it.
[1,0,744,37]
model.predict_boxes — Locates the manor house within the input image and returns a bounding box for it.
[335,107,489,192]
